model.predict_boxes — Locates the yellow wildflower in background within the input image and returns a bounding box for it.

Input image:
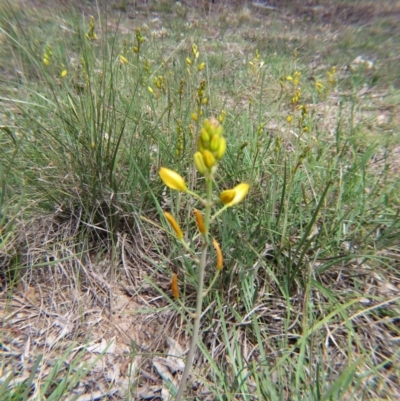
[119,55,128,64]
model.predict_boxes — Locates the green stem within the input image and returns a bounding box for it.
[211,204,229,221]
[175,177,213,401]
[202,270,220,298]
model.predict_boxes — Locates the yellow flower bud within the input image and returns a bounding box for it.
[214,125,223,137]
[200,128,210,143]
[194,151,207,174]
[148,86,154,94]
[164,212,183,240]
[202,97,208,105]
[213,238,223,270]
[198,62,205,71]
[286,115,293,123]
[119,55,128,64]
[186,57,192,66]
[202,150,215,169]
[159,167,187,191]
[203,118,211,131]
[194,209,206,234]
[43,57,50,66]
[133,46,139,53]
[210,134,220,152]
[286,76,293,81]
[191,113,198,122]
[197,136,205,152]
[216,137,226,160]
[60,69,68,78]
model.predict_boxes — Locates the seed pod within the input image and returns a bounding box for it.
[171,273,179,299]
[194,151,207,174]
[202,150,215,169]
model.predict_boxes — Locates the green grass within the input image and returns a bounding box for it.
[1,0,400,400]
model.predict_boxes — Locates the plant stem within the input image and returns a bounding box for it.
[175,176,213,401]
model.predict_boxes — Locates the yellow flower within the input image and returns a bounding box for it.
[198,62,205,71]
[219,189,236,204]
[220,183,249,207]
[60,69,68,78]
[164,212,184,240]
[159,167,187,191]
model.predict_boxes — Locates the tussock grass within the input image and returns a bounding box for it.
[1,0,399,400]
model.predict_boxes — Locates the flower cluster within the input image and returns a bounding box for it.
[133,28,145,54]
[159,118,249,239]
[194,118,226,174]
[315,66,337,98]
[85,16,97,41]
[43,45,52,66]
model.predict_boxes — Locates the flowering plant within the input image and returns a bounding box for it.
[159,117,249,400]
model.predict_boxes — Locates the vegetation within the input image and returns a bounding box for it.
[1,0,399,399]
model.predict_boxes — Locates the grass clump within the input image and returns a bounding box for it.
[1,1,399,400]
